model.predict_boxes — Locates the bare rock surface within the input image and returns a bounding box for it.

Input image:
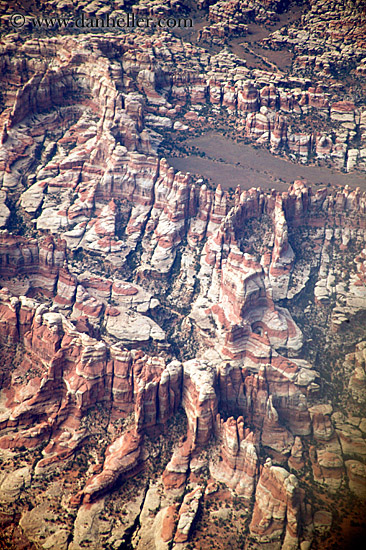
[0,1,366,549]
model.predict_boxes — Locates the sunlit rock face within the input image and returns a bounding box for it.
[0,1,366,548]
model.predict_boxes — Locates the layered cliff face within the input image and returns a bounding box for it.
[0,1,366,549]
[1,185,366,550]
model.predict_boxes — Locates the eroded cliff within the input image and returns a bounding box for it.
[0,1,366,549]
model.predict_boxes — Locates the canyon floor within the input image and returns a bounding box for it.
[167,132,366,191]
[0,1,366,550]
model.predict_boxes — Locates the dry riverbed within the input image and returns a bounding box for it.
[168,133,366,191]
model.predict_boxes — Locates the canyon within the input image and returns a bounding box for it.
[0,1,365,549]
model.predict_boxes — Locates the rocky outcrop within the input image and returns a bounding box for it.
[0,4,366,549]
[346,460,366,499]
[210,415,259,499]
[249,459,309,550]
[1,173,365,546]
[173,487,203,543]
[182,359,218,446]
[80,429,143,503]
[0,294,180,472]
[347,341,366,403]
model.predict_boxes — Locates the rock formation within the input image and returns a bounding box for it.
[0,1,365,549]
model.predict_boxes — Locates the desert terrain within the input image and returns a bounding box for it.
[0,1,365,550]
